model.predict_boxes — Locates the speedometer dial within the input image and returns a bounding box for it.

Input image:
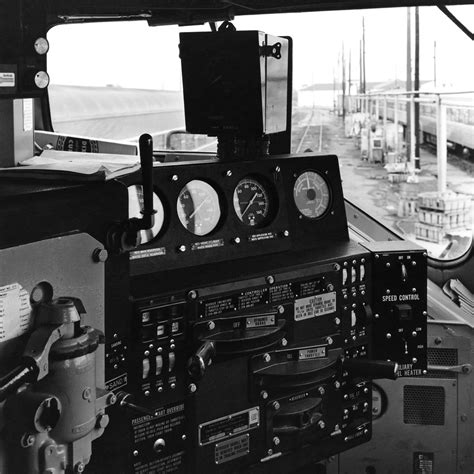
[177,180,221,236]
[293,171,331,219]
[233,178,270,227]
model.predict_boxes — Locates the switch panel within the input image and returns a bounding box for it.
[361,241,427,376]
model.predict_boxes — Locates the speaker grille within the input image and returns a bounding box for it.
[403,385,445,425]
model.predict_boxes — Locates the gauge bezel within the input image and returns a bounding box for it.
[176,179,223,237]
[232,175,276,228]
[293,170,332,220]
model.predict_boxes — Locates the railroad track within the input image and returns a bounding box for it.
[293,108,324,154]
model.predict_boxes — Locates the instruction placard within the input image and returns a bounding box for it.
[0,283,32,342]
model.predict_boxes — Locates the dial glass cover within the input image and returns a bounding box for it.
[293,171,331,219]
[128,185,165,244]
[177,180,221,236]
[233,178,270,227]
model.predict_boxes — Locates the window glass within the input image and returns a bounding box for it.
[47,7,473,260]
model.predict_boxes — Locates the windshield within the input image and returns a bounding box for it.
[46,6,474,261]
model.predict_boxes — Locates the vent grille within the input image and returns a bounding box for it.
[403,385,445,425]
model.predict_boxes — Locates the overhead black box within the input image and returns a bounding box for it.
[179,31,289,136]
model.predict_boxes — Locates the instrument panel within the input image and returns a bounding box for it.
[122,153,348,275]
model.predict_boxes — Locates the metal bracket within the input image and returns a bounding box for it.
[261,42,282,59]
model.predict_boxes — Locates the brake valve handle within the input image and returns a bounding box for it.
[108,133,157,253]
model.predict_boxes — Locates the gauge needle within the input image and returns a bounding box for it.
[242,193,258,216]
[189,199,208,219]
[306,174,310,189]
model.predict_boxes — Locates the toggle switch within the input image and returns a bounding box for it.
[401,263,408,281]
[351,266,357,284]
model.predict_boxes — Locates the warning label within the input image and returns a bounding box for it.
[215,434,250,465]
[0,283,32,342]
[294,292,336,321]
[0,72,15,87]
[413,452,434,474]
[130,247,166,260]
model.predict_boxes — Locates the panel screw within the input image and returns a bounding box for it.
[171,174,178,182]
[386,262,390,268]
[333,263,341,271]
[334,381,341,389]
[74,462,85,473]
[267,449,273,456]
[273,436,280,446]
[386,333,392,339]
[272,401,280,411]
[92,248,108,262]
[386,289,390,294]
[326,283,335,292]
[374,313,380,319]
[226,170,232,177]
[144,391,150,397]
[260,390,269,400]
[263,353,271,363]
[334,317,341,325]
[233,237,241,244]
[178,244,186,253]
[207,321,215,330]
[412,261,417,266]
[326,337,333,345]
[423,311,427,316]
[318,421,326,429]
[412,288,417,293]
[280,338,288,347]
[133,450,139,457]
[266,275,275,285]
[187,290,198,300]
[375,254,379,259]
[434,337,442,345]
[283,230,290,237]
[318,387,325,396]
[275,166,281,173]
[188,383,197,394]
[182,434,187,441]
[412,358,418,364]
[277,305,285,314]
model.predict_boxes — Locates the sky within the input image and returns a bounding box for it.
[47,5,474,91]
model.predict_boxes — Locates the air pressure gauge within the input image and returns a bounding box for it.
[293,171,331,219]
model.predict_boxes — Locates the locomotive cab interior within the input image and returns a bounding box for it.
[0,1,473,473]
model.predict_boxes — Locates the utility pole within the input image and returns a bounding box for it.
[406,7,412,163]
[414,6,420,168]
[362,17,366,94]
[342,43,346,122]
[348,49,352,113]
[433,41,437,88]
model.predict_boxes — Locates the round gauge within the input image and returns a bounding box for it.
[233,178,270,227]
[293,171,331,219]
[128,185,165,244]
[177,180,221,236]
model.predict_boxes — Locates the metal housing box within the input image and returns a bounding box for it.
[179,31,289,136]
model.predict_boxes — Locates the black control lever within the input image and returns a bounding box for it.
[187,341,216,381]
[343,358,398,380]
[116,391,161,417]
[108,133,157,253]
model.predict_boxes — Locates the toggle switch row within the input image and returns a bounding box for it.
[342,261,365,286]
[143,352,176,379]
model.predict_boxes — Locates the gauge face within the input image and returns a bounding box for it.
[293,171,331,219]
[128,185,165,244]
[233,178,270,227]
[177,180,221,236]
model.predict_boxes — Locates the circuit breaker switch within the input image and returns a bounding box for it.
[168,352,176,372]
[155,355,163,376]
[142,358,150,379]
[359,264,365,282]
[342,268,348,285]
